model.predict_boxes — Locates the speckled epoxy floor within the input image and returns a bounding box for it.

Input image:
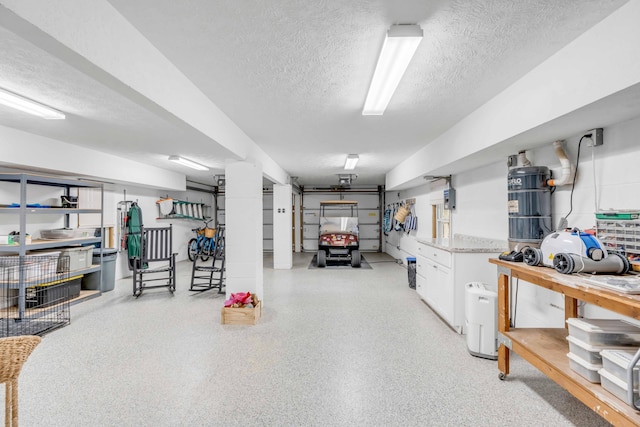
[9,252,609,426]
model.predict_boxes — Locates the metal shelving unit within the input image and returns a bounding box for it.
[0,173,104,322]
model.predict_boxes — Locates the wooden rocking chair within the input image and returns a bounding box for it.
[131,224,176,297]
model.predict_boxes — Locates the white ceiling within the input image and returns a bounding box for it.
[0,0,632,188]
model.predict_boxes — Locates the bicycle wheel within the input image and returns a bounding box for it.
[188,238,199,262]
[200,239,211,261]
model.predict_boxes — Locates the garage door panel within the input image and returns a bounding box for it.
[263,209,273,224]
[263,194,273,209]
[359,239,380,251]
[303,239,319,251]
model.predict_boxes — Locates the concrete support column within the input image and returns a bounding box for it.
[273,184,292,269]
[224,161,263,300]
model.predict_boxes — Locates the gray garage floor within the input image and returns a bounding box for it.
[13,252,609,426]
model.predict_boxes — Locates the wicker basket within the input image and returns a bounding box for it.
[204,228,216,238]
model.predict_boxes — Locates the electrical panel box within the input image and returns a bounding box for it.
[444,188,456,210]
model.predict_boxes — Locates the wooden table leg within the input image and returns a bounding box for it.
[565,296,578,327]
[498,271,510,378]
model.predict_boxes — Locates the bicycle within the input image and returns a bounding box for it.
[188,218,217,262]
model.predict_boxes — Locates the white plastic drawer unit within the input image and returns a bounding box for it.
[417,244,451,268]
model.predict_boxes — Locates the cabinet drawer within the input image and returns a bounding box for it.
[417,244,451,267]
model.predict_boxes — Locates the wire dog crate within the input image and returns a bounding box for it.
[0,255,72,337]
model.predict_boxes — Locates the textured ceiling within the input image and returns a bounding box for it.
[0,0,632,187]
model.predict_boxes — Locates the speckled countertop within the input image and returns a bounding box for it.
[417,234,508,253]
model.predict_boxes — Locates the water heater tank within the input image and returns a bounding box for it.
[507,166,552,251]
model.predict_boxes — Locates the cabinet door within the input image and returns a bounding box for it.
[423,258,454,325]
[423,258,438,307]
[416,254,427,297]
[436,264,453,324]
[416,273,427,300]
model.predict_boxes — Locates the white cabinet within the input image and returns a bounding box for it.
[415,255,429,302]
[416,240,502,334]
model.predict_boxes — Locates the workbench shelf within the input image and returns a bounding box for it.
[490,259,640,426]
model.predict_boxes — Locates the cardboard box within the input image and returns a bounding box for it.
[221,301,262,325]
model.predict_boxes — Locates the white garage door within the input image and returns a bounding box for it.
[302,191,381,252]
[263,192,273,252]
[215,192,275,252]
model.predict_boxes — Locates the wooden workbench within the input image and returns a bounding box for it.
[490,259,640,426]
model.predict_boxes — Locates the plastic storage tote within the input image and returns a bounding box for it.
[567,352,601,383]
[600,349,640,384]
[566,335,634,365]
[599,367,638,405]
[566,318,640,346]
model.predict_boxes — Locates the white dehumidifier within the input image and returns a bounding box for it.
[465,282,498,360]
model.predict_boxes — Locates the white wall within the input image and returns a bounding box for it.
[0,125,186,191]
[384,161,507,263]
[386,115,640,327]
[384,185,430,262]
[108,184,215,280]
[386,0,640,190]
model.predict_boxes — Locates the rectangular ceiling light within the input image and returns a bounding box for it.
[344,154,359,170]
[169,155,209,171]
[0,87,66,120]
[362,24,423,116]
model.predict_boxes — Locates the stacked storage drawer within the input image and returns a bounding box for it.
[595,211,640,256]
[565,318,640,386]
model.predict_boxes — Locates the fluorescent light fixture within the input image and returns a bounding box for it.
[168,155,209,171]
[362,24,423,116]
[0,87,65,119]
[344,154,359,170]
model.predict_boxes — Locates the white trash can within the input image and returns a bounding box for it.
[465,282,498,360]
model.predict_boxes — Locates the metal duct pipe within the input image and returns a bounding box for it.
[547,140,574,187]
[517,150,532,167]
